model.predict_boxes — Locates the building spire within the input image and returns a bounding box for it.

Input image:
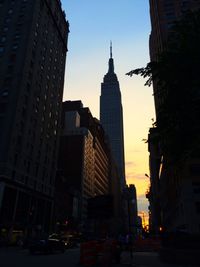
[110,41,112,58]
[108,41,114,73]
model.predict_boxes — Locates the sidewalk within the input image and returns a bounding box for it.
[115,251,163,267]
[112,251,200,267]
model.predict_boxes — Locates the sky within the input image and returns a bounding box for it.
[61,0,155,224]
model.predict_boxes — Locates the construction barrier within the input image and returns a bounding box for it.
[80,241,97,267]
[99,239,113,267]
[97,239,119,267]
[80,239,120,267]
[134,236,161,251]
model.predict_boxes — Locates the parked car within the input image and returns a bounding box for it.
[8,230,23,246]
[62,235,78,249]
[29,238,65,254]
[49,233,78,249]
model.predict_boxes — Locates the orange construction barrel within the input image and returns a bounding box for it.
[80,241,97,267]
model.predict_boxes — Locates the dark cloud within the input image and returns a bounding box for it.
[126,172,147,180]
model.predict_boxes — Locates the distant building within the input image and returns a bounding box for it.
[136,216,143,236]
[109,157,124,235]
[149,0,200,233]
[100,44,126,189]
[0,0,69,234]
[126,184,138,236]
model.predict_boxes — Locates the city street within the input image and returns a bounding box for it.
[0,247,199,267]
[0,247,80,267]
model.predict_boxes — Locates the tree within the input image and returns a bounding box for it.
[127,10,200,162]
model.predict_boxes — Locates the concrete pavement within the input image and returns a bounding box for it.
[115,251,200,267]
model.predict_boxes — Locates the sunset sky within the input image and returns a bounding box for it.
[62,0,155,223]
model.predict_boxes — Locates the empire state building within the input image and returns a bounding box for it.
[100,44,126,188]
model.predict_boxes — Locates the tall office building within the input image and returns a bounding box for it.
[149,0,200,116]
[0,0,69,233]
[100,44,126,189]
[56,100,111,230]
[148,0,200,233]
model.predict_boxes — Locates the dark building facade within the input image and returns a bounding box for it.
[146,127,161,234]
[55,101,112,232]
[100,44,126,189]
[0,0,69,236]
[149,0,200,115]
[148,0,200,233]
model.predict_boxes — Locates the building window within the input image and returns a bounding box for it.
[12,170,16,180]
[7,65,14,74]
[195,202,200,214]
[14,34,20,40]
[10,53,16,62]
[5,18,11,24]
[189,164,200,176]
[12,44,18,50]
[4,76,12,86]
[1,90,8,97]
[32,50,36,58]
[193,182,200,194]
[1,36,6,42]
[8,9,13,14]
[26,83,31,92]
[194,188,200,194]
[17,135,22,146]
[0,103,7,114]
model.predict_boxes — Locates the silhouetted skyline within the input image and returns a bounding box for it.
[62,0,154,219]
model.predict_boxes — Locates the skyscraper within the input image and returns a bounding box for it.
[0,0,69,233]
[149,0,200,115]
[100,44,126,189]
[56,100,112,230]
[148,0,200,233]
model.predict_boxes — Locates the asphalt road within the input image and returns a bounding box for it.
[0,246,80,267]
[1,247,199,267]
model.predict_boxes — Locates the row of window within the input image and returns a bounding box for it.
[43,0,67,41]
[13,136,57,173]
[0,2,28,105]
[11,170,53,195]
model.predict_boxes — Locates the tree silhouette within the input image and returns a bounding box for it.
[127,10,200,162]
